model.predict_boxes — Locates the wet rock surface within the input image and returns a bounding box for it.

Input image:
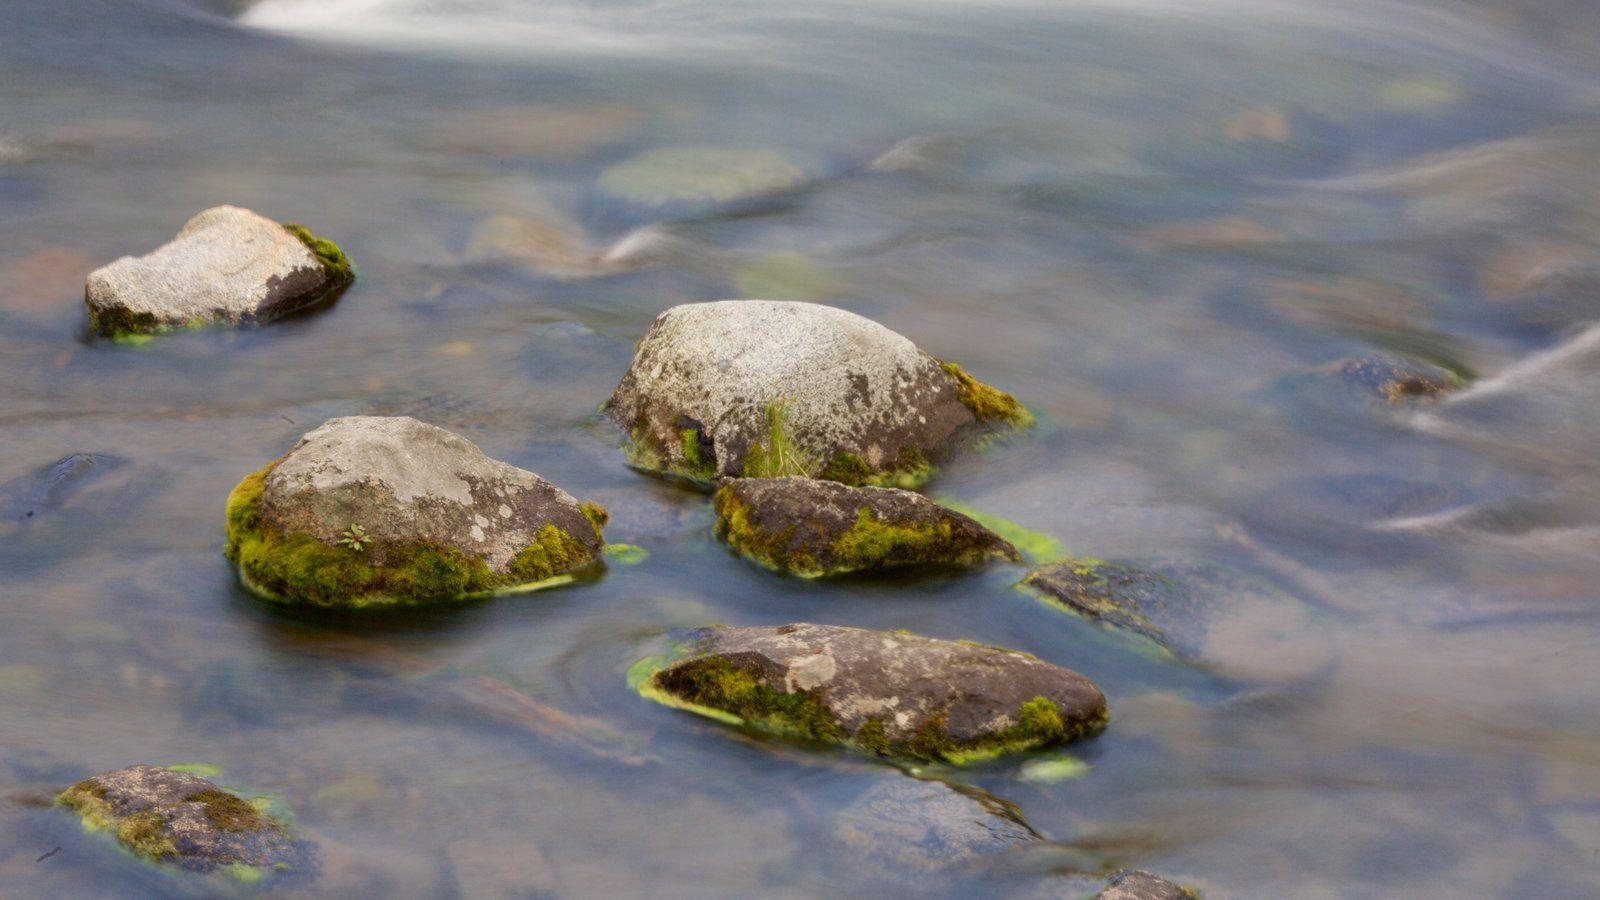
[226,415,606,607]
[1094,869,1198,899]
[1327,354,1459,403]
[84,205,352,336]
[605,300,1028,486]
[56,765,302,874]
[834,777,1039,872]
[642,623,1107,762]
[0,453,122,526]
[713,476,1018,577]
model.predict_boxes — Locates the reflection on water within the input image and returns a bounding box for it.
[3,0,1600,896]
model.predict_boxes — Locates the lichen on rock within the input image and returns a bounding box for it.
[224,415,605,607]
[604,300,1029,487]
[713,476,1019,577]
[85,206,354,338]
[56,765,304,877]
[636,623,1107,763]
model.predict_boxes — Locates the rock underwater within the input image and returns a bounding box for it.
[605,300,1031,488]
[636,623,1107,763]
[225,415,607,608]
[713,476,1019,577]
[85,205,352,338]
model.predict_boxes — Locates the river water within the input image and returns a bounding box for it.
[3,1,1600,896]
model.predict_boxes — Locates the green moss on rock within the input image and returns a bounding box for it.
[224,463,599,608]
[940,361,1034,428]
[282,222,355,290]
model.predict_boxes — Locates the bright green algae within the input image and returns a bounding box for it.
[224,463,603,608]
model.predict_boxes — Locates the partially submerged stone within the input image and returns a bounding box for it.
[56,765,301,876]
[1326,354,1459,403]
[713,476,1018,577]
[1095,869,1199,900]
[85,205,353,338]
[605,300,1030,487]
[225,415,606,607]
[638,623,1107,763]
[834,777,1038,872]
[1023,558,1329,680]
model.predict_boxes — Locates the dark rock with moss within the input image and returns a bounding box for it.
[713,476,1018,577]
[638,623,1106,763]
[604,300,1030,488]
[1325,354,1459,403]
[225,415,606,608]
[1095,869,1199,899]
[834,776,1038,873]
[1023,558,1328,680]
[85,205,353,338]
[56,765,303,876]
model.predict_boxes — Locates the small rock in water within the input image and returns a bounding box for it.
[605,300,1030,487]
[1328,354,1460,403]
[1095,869,1199,899]
[1023,558,1330,681]
[0,453,121,525]
[56,765,304,876]
[84,205,353,338]
[596,146,808,213]
[637,622,1106,763]
[713,476,1018,577]
[225,415,607,607]
[834,776,1038,873]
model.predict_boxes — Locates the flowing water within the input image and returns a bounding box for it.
[4,0,1600,896]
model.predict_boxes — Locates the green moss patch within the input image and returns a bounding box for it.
[742,401,818,479]
[940,361,1033,428]
[224,463,600,608]
[282,222,355,289]
[936,500,1066,563]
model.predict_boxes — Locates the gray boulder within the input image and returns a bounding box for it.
[713,476,1018,576]
[85,205,353,337]
[1095,869,1198,899]
[639,623,1107,763]
[604,300,1030,487]
[834,776,1038,872]
[225,416,607,607]
[56,765,303,875]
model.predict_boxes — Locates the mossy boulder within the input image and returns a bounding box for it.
[605,300,1030,487]
[225,415,606,607]
[834,776,1038,873]
[85,205,353,337]
[56,765,304,876]
[638,623,1107,763]
[713,476,1018,577]
[1023,558,1329,681]
[1095,869,1199,899]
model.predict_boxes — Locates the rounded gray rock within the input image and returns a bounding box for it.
[85,205,352,336]
[1095,869,1198,899]
[604,300,1029,487]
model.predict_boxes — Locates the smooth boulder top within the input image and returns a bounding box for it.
[644,623,1107,763]
[1095,869,1199,900]
[85,205,351,335]
[56,765,300,873]
[228,416,605,606]
[605,300,1026,485]
[713,476,1019,576]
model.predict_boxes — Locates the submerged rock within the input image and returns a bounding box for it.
[225,415,606,607]
[713,476,1018,577]
[834,777,1039,873]
[85,206,353,338]
[638,623,1106,763]
[56,765,302,876]
[1023,558,1329,680]
[1326,354,1459,403]
[1095,869,1198,900]
[0,453,122,526]
[596,146,808,213]
[605,300,1030,487]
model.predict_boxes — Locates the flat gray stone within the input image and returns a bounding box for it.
[834,777,1038,871]
[85,205,350,335]
[713,476,1018,576]
[645,623,1106,762]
